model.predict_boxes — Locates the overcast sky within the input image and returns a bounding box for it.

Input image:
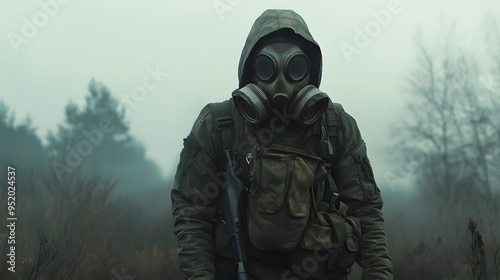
[1,0,499,191]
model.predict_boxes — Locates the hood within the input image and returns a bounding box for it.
[238,9,323,89]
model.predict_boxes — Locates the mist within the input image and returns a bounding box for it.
[1,1,499,279]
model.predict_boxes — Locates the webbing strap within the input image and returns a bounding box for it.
[318,102,343,212]
[209,100,234,155]
[324,102,343,164]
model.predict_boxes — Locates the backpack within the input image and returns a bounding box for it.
[209,99,361,275]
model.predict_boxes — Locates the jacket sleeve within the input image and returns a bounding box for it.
[331,107,394,280]
[171,105,222,280]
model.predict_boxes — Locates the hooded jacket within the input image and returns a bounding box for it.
[171,9,393,280]
[237,9,322,89]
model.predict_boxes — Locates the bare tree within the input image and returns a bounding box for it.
[391,23,500,279]
[399,25,499,206]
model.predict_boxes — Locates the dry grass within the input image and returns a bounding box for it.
[386,191,500,280]
[0,165,497,279]
[0,168,183,280]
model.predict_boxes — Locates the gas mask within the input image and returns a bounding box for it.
[233,42,330,127]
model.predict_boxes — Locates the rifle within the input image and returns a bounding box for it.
[222,150,250,280]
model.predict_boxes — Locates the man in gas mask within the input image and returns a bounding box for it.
[172,9,394,280]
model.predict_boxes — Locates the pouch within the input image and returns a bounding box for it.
[287,201,361,276]
[247,145,323,253]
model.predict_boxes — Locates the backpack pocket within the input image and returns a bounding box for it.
[247,146,322,253]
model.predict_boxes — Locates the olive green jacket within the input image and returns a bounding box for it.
[171,9,393,280]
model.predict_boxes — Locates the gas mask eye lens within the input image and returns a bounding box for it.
[253,54,275,82]
[287,53,310,82]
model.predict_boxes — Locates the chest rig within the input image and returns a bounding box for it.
[209,98,344,224]
[210,99,362,278]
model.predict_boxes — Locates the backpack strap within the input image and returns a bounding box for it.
[209,100,234,168]
[324,102,344,164]
[318,102,344,212]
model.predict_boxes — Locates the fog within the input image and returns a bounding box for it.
[1,1,499,279]
[1,0,497,179]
